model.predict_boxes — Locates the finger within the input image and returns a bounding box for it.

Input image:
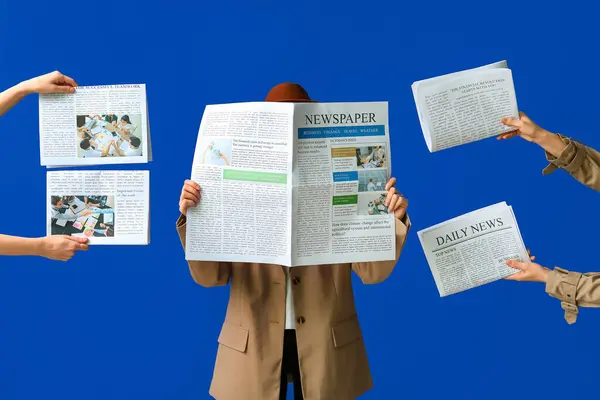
[78,243,89,251]
[519,111,529,121]
[394,198,408,218]
[180,199,196,210]
[53,84,75,93]
[500,117,523,129]
[506,260,526,270]
[504,273,521,281]
[182,185,201,200]
[385,177,396,191]
[530,255,536,261]
[61,74,78,87]
[64,235,86,243]
[385,187,397,206]
[388,194,399,211]
[185,180,201,191]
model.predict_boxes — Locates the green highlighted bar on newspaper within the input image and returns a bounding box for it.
[332,195,358,206]
[223,169,287,184]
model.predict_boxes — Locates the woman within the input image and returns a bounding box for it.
[0,71,89,261]
[499,112,600,324]
[177,83,411,400]
[116,115,135,140]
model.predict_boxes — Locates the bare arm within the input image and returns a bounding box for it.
[0,234,88,261]
[0,71,77,117]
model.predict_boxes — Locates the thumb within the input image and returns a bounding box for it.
[64,235,88,244]
[500,117,522,129]
[53,84,75,93]
[506,259,526,270]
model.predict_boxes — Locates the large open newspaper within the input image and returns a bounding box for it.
[412,61,519,152]
[47,170,150,245]
[418,202,529,297]
[39,84,151,167]
[185,101,395,267]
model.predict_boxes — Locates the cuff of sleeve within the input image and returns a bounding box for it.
[542,135,586,175]
[546,267,583,324]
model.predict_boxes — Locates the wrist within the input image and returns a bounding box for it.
[539,268,550,283]
[31,237,47,257]
[532,129,555,145]
[16,79,36,96]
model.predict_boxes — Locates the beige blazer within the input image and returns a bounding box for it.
[177,214,410,400]
[542,135,600,324]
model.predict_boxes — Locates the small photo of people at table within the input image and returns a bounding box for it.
[50,195,115,237]
[76,114,143,158]
[356,145,386,169]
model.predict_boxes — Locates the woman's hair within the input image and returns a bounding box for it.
[80,139,91,150]
[51,196,62,206]
[121,115,131,124]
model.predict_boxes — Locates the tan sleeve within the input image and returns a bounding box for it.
[351,215,410,284]
[176,215,231,287]
[542,135,600,192]
[545,267,600,324]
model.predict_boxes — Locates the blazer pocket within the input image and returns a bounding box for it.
[331,315,363,348]
[217,323,249,353]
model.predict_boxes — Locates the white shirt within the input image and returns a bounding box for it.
[120,140,142,157]
[367,181,377,191]
[83,147,103,157]
[284,267,296,329]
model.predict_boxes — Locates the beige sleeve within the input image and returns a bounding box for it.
[542,135,600,192]
[351,215,411,284]
[545,267,600,324]
[176,215,231,287]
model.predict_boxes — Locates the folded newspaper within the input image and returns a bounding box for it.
[47,170,150,245]
[412,61,519,152]
[186,101,396,267]
[39,84,152,167]
[418,202,529,297]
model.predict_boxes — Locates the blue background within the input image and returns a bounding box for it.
[0,0,598,399]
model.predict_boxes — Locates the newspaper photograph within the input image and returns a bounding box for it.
[412,61,519,152]
[47,170,150,245]
[39,84,151,167]
[185,101,395,266]
[418,202,529,297]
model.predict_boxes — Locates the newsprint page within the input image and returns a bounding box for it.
[185,101,395,267]
[47,170,150,245]
[418,202,529,297]
[39,84,150,167]
[412,61,519,152]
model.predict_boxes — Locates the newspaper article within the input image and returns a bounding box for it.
[47,170,150,245]
[185,101,395,266]
[412,61,519,152]
[418,202,529,297]
[39,84,151,167]
[292,102,394,266]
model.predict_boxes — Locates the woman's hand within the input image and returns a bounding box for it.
[38,235,88,261]
[384,177,408,219]
[20,71,78,95]
[498,112,551,142]
[505,251,550,283]
[180,180,201,216]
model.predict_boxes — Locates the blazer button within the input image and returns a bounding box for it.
[292,276,300,285]
[297,316,305,324]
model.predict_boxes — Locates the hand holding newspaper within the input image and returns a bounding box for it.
[412,61,519,152]
[185,101,397,267]
[418,202,529,297]
[39,84,152,167]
